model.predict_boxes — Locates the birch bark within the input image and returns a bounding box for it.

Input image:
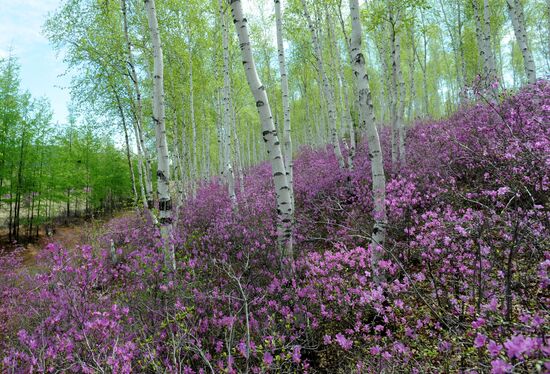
[301,0,346,169]
[113,89,138,207]
[189,42,198,196]
[220,0,237,205]
[389,20,398,165]
[228,0,293,260]
[144,0,175,272]
[275,0,294,214]
[394,23,406,164]
[473,0,497,86]
[122,0,153,208]
[506,0,536,84]
[349,0,387,283]
[483,0,497,80]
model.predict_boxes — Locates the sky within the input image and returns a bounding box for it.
[0,0,268,126]
[0,0,70,124]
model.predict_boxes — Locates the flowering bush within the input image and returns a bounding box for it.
[1,82,549,373]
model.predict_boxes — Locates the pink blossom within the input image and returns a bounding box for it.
[490,359,512,374]
[334,333,353,350]
[263,352,273,366]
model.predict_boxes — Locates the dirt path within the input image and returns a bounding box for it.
[20,225,91,267]
[2,211,134,267]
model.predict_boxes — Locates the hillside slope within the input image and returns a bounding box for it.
[1,82,549,373]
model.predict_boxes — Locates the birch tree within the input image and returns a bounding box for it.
[393,14,406,164]
[389,6,406,165]
[275,0,294,213]
[506,0,537,84]
[219,0,237,205]
[482,0,497,81]
[349,0,387,283]
[472,0,497,86]
[301,0,346,169]
[228,0,293,260]
[144,0,176,272]
[121,0,154,209]
[189,40,198,197]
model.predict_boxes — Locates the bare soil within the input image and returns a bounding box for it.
[0,211,132,268]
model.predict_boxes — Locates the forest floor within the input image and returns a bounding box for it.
[0,211,132,268]
[21,225,89,267]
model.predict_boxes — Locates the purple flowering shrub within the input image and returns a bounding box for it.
[1,81,549,372]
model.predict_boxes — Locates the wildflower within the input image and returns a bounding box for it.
[474,333,487,348]
[487,340,502,357]
[490,359,512,374]
[263,352,273,366]
[292,345,301,363]
[504,335,536,359]
[334,333,353,350]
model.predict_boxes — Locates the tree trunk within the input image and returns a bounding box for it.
[458,1,467,99]
[144,0,175,272]
[188,41,198,196]
[389,20,399,165]
[122,0,154,208]
[114,89,138,207]
[15,127,26,240]
[219,0,237,205]
[394,22,406,164]
[132,115,148,209]
[228,0,293,261]
[349,0,387,284]
[275,0,294,215]
[506,0,536,84]
[473,0,497,87]
[231,106,245,195]
[301,0,346,169]
[483,0,497,81]
[330,7,355,169]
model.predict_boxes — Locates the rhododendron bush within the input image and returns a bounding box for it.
[1,82,548,372]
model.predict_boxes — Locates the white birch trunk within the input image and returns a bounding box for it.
[179,96,189,200]
[473,0,496,86]
[144,0,175,272]
[376,35,391,123]
[231,105,245,195]
[472,0,486,73]
[389,21,398,165]
[189,42,198,197]
[506,0,536,84]
[301,0,346,169]
[202,119,210,181]
[483,0,497,81]
[171,111,185,224]
[252,124,258,165]
[275,0,294,214]
[302,81,314,149]
[247,122,252,168]
[220,0,237,205]
[394,24,407,164]
[228,0,293,260]
[329,9,355,169]
[132,123,148,209]
[114,89,138,207]
[349,0,387,283]
[122,0,153,208]
[407,28,416,120]
[457,1,467,97]
[216,91,224,177]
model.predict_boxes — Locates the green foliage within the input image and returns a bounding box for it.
[0,56,133,241]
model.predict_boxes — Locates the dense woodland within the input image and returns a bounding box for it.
[0,58,133,242]
[0,0,549,372]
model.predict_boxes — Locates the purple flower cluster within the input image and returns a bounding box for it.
[1,81,549,372]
